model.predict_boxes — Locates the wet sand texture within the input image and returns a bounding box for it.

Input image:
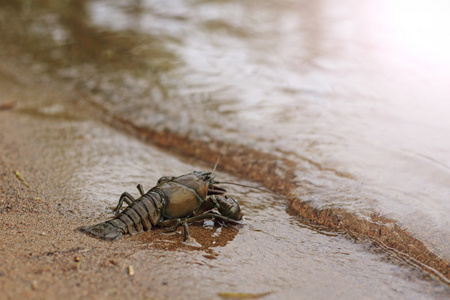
[0,48,449,300]
[1,0,450,298]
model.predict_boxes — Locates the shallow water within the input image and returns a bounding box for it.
[85,0,450,259]
[13,97,449,299]
[1,0,449,278]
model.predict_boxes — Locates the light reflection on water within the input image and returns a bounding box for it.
[11,97,450,298]
[382,0,450,65]
[1,0,448,260]
[86,0,450,259]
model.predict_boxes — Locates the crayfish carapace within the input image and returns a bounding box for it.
[79,167,244,241]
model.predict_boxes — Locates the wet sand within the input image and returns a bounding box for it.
[1,0,449,285]
[1,51,450,299]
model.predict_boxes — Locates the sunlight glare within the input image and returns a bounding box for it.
[385,0,450,65]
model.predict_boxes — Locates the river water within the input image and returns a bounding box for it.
[1,0,449,282]
[4,81,448,299]
[85,0,450,259]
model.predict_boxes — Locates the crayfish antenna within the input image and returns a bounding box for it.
[215,181,268,192]
[211,156,220,176]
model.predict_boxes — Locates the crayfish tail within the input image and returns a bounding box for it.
[79,221,124,241]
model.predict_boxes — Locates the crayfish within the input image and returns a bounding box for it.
[79,164,244,241]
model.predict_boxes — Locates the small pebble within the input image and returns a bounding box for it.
[0,101,14,110]
[128,265,135,276]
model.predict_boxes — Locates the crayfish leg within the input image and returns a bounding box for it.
[163,219,191,242]
[182,221,190,242]
[113,192,136,216]
[137,184,145,196]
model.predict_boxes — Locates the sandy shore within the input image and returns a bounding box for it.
[0,72,176,299]
[0,63,250,299]
[2,102,447,300]
[1,49,450,300]
[0,63,256,300]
